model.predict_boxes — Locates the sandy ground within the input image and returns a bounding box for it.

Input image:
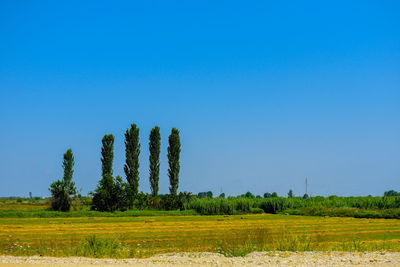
[1,252,400,266]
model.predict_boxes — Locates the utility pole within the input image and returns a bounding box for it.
[305,178,308,195]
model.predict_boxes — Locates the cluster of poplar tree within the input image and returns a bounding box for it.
[49,124,181,212]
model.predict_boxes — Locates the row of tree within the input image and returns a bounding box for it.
[196,191,309,199]
[384,190,400,197]
[49,124,181,211]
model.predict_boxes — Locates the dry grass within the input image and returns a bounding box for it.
[1,214,400,257]
[0,203,49,211]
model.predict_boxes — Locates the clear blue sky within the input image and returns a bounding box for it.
[1,1,399,197]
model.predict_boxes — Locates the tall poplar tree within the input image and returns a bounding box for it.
[49,149,77,211]
[124,124,140,196]
[92,134,117,211]
[101,134,115,178]
[167,128,181,195]
[149,126,161,196]
[62,149,75,187]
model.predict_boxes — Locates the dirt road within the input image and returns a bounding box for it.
[1,251,399,266]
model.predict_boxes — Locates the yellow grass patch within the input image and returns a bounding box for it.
[1,214,400,257]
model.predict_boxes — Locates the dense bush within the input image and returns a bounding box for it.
[250,207,264,214]
[183,195,400,218]
[91,175,128,212]
[184,198,235,215]
[284,207,400,219]
[384,190,400,197]
[160,192,194,210]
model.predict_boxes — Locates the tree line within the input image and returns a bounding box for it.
[49,124,181,211]
[49,124,399,214]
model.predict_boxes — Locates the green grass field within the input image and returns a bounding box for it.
[1,212,400,258]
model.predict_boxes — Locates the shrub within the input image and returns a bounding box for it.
[91,175,128,212]
[184,198,234,215]
[75,235,128,258]
[250,207,264,214]
[160,192,194,210]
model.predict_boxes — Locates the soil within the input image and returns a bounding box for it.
[1,251,399,266]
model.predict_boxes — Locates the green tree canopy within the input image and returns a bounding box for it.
[149,126,161,197]
[101,134,115,178]
[49,149,77,211]
[92,134,128,212]
[168,128,181,195]
[124,124,140,197]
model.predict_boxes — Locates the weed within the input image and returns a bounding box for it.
[74,235,130,258]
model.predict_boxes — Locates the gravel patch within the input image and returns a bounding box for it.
[1,251,399,266]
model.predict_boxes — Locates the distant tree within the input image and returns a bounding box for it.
[168,128,181,195]
[149,126,161,197]
[271,192,278,198]
[302,193,309,199]
[197,192,207,198]
[384,190,400,197]
[197,191,214,198]
[288,189,294,198]
[256,195,262,199]
[101,134,115,178]
[49,149,77,211]
[219,193,225,198]
[264,192,272,198]
[124,124,140,198]
[245,191,255,198]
